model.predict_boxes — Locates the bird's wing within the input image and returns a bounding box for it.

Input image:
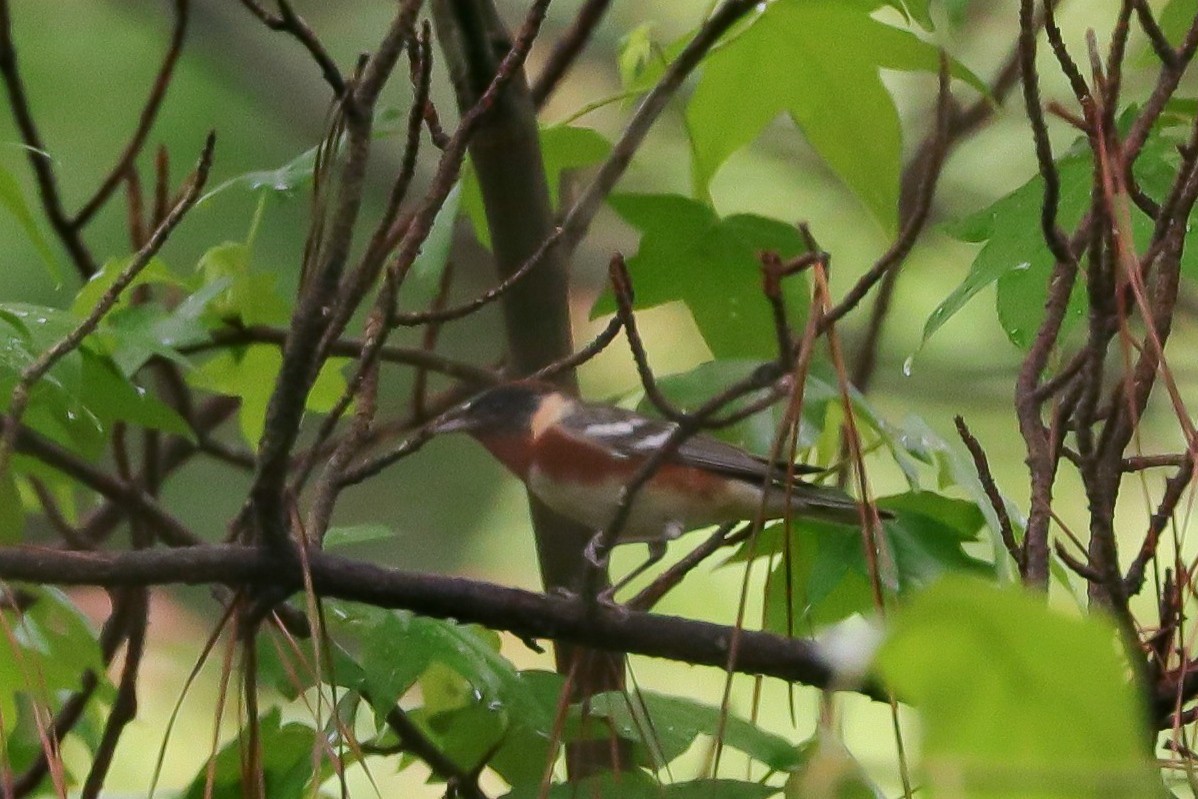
[558,402,824,484]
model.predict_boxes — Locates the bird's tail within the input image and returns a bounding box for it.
[783,482,892,527]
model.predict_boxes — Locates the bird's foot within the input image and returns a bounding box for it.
[595,586,631,618]
[584,532,610,569]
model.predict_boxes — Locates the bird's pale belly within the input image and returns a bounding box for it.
[526,464,765,543]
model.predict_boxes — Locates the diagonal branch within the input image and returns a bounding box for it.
[0,0,97,277]
[0,134,215,477]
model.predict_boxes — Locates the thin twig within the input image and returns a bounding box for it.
[73,0,189,227]
[183,324,499,385]
[530,313,623,383]
[822,52,952,333]
[1126,456,1194,595]
[1131,0,1178,68]
[954,415,1023,568]
[530,0,612,108]
[626,523,742,612]
[557,0,758,261]
[237,0,347,98]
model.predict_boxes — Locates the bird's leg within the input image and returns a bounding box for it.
[598,538,669,607]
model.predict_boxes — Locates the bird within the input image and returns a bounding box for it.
[431,381,887,600]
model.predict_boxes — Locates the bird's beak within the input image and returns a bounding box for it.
[428,407,473,434]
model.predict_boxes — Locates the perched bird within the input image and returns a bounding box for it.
[432,381,885,597]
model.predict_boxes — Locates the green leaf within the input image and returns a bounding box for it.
[507,774,782,799]
[78,351,191,438]
[256,634,365,700]
[876,491,993,586]
[586,691,803,772]
[893,0,933,29]
[2,587,108,744]
[182,709,316,799]
[687,0,982,229]
[356,610,545,733]
[930,153,1093,351]
[1159,0,1198,46]
[462,124,611,248]
[876,578,1158,797]
[407,182,462,304]
[197,241,290,326]
[324,523,393,549]
[886,414,1024,576]
[189,344,280,448]
[484,670,563,786]
[503,771,660,799]
[360,611,430,714]
[749,491,994,631]
[200,144,319,203]
[0,162,60,283]
[540,124,611,206]
[595,193,809,358]
[0,308,107,457]
[617,22,660,90]
[71,256,187,318]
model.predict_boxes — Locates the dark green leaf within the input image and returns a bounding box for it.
[595,193,809,358]
[78,351,191,437]
[256,633,365,701]
[484,670,564,786]
[876,491,993,586]
[1,587,109,745]
[877,578,1159,796]
[0,309,106,458]
[750,491,994,630]
[881,414,1024,577]
[929,155,1091,350]
[360,611,431,714]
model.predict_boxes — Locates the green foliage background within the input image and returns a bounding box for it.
[1,0,1192,796]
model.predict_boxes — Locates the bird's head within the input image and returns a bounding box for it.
[431,382,553,438]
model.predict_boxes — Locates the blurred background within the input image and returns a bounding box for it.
[2,0,1189,793]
